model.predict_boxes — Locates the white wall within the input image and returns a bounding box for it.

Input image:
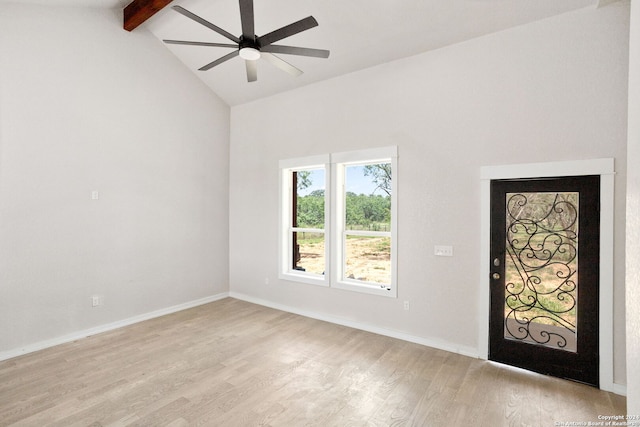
[229,3,629,386]
[626,0,640,414]
[0,3,230,355]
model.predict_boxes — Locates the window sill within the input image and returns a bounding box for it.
[279,272,329,287]
[332,280,397,298]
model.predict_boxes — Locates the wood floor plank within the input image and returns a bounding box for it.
[0,298,626,426]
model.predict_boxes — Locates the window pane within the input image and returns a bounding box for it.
[345,163,391,232]
[294,169,325,228]
[344,235,391,284]
[293,231,325,275]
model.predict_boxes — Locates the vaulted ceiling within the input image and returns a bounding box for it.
[5,0,602,105]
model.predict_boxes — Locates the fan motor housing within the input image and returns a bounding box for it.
[239,35,259,50]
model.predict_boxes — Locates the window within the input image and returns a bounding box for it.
[332,147,397,296]
[279,155,330,287]
[280,147,397,297]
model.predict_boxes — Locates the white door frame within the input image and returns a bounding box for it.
[479,158,615,392]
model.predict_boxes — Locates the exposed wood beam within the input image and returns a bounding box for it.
[124,0,173,32]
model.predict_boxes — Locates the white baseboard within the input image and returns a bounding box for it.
[612,383,627,396]
[228,291,480,359]
[3,291,626,397]
[228,293,628,396]
[0,292,229,362]
[597,0,623,8]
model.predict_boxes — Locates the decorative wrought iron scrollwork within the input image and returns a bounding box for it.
[504,192,578,351]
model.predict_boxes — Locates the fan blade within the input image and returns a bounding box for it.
[245,60,258,82]
[261,45,329,58]
[261,53,303,77]
[163,40,238,48]
[257,16,318,47]
[199,50,240,71]
[239,0,255,41]
[172,5,240,44]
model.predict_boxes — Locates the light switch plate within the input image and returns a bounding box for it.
[434,245,454,257]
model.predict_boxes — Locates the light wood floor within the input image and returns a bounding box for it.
[0,298,625,426]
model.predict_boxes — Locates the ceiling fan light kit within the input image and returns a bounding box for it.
[163,0,330,82]
[239,47,261,61]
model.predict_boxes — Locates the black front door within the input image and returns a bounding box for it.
[489,176,600,386]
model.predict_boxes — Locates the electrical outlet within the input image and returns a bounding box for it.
[265,277,269,285]
[91,295,101,307]
[404,300,410,311]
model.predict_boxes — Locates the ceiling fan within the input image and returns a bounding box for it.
[163,0,330,82]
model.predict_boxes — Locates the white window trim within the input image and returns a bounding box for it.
[279,147,398,297]
[279,154,330,287]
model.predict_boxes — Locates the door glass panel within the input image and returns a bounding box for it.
[504,192,578,352]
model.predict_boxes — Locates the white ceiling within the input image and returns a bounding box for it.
[4,0,599,105]
[146,0,598,105]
